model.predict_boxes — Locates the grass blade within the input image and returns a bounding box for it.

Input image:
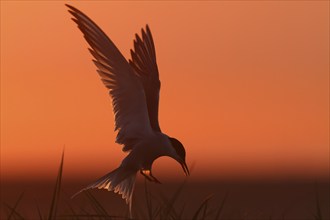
[59,214,127,219]
[192,194,213,220]
[6,192,24,220]
[63,200,78,220]
[162,179,187,219]
[177,203,186,220]
[48,150,64,220]
[35,199,44,220]
[202,199,208,219]
[144,179,153,220]
[152,204,162,219]
[314,182,323,220]
[84,190,109,218]
[4,203,25,220]
[214,191,228,220]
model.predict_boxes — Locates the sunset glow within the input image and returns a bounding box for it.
[1,1,329,182]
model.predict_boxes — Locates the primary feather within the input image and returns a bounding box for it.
[129,26,161,132]
[66,5,189,219]
[66,4,153,151]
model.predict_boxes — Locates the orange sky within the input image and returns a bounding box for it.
[1,1,329,182]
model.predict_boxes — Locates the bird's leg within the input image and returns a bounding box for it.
[140,170,161,184]
[150,172,161,184]
[140,170,153,182]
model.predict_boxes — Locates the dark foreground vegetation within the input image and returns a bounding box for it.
[1,153,329,220]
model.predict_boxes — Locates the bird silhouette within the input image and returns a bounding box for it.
[66,4,189,217]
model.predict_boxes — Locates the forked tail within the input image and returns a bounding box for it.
[72,167,137,218]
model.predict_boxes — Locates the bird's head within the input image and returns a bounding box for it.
[168,137,189,176]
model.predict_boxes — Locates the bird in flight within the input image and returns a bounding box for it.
[66,4,189,216]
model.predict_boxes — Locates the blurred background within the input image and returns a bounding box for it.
[1,1,329,219]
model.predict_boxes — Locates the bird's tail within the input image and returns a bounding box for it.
[72,167,137,218]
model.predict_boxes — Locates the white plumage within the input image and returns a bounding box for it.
[67,4,189,218]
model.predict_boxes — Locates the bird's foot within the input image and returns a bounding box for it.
[150,173,161,184]
[140,170,153,182]
[140,169,161,184]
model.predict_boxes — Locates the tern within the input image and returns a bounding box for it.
[66,4,189,216]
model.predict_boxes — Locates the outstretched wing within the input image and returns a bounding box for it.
[66,4,152,151]
[129,25,161,132]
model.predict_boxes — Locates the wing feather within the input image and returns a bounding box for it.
[66,4,152,151]
[129,25,161,132]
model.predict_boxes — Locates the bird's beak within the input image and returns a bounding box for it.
[181,161,190,176]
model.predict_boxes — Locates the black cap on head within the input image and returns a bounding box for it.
[169,137,186,160]
[168,137,189,176]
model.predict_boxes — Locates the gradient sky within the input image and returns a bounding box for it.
[1,1,329,182]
